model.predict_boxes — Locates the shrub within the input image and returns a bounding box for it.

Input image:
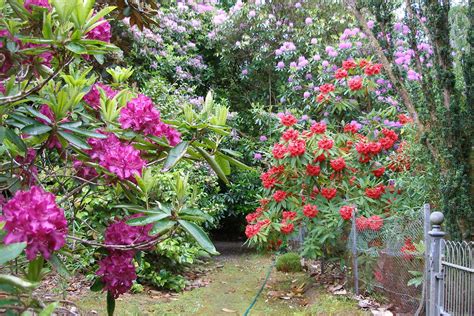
[276,252,302,273]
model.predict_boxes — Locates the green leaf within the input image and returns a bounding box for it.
[59,125,107,139]
[178,220,218,255]
[162,141,188,172]
[5,128,27,152]
[218,152,253,171]
[58,131,90,149]
[195,147,229,185]
[26,107,51,124]
[0,274,37,290]
[0,242,26,265]
[215,155,231,175]
[39,302,58,316]
[107,291,115,316]
[149,219,175,236]
[65,42,87,54]
[126,213,171,226]
[49,254,71,279]
[0,126,5,144]
[90,278,105,292]
[22,124,52,136]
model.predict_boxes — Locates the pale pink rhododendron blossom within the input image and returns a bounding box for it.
[2,186,67,260]
[119,94,182,146]
[83,83,118,110]
[87,133,146,181]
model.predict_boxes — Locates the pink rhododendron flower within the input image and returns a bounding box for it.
[14,149,38,186]
[83,83,118,110]
[24,0,51,12]
[73,159,98,180]
[104,216,153,249]
[97,252,136,299]
[87,133,146,181]
[2,186,67,260]
[86,18,112,43]
[119,94,181,146]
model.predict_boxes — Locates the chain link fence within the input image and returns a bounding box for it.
[347,207,428,314]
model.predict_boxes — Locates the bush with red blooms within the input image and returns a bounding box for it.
[245,71,414,256]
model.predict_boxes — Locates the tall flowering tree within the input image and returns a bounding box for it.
[0,1,245,314]
[245,58,413,257]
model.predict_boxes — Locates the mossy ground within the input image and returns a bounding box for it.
[76,243,366,315]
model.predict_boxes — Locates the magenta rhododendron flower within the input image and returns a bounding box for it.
[86,18,112,43]
[2,186,67,260]
[97,252,136,299]
[119,94,182,146]
[88,133,145,181]
[83,83,118,110]
[104,216,153,249]
[73,159,98,180]
[24,0,51,12]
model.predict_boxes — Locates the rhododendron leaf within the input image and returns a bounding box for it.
[49,254,71,279]
[149,219,176,236]
[22,124,52,136]
[215,155,231,176]
[5,128,27,153]
[195,147,229,185]
[26,107,52,124]
[10,113,37,126]
[0,242,26,265]
[39,302,58,316]
[216,152,253,171]
[59,125,107,139]
[162,141,189,172]
[0,274,37,290]
[66,42,87,55]
[58,131,90,150]
[84,7,116,33]
[0,127,5,144]
[90,278,105,292]
[126,213,170,226]
[178,220,218,255]
[179,209,213,223]
[106,291,115,316]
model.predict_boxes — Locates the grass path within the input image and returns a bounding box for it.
[77,242,366,315]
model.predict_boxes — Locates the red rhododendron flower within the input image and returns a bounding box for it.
[335,68,348,79]
[288,139,306,156]
[369,142,383,154]
[303,204,318,218]
[372,167,385,177]
[344,122,361,133]
[280,113,298,127]
[330,157,346,172]
[401,238,417,260]
[310,122,327,134]
[382,128,398,141]
[359,59,369,68]
[339,205,354,220]
[319,83,335,94]
[272,143,288,159]
[282,211,297,220]
[348,77,363,91]
[356,216,369,231]
[317,93,329,103]
[374,270,383,282]
[321,188,337,200]
[280,220,294,234]
[368,215,383,231]
[2,186,67,260]
[342,60,357,70]
[364,63,383,76]
[314,153,326,162]
[365,186,385,199]
[398,114,412,124]
[318,138,334,150]
[273,190,287,202]
[260,172,277,189]
[306,164,321,176]
[355,141,370,155]
[281,129,299,141]
[246,212,259,223]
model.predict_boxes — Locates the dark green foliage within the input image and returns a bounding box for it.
[276,252,302,273]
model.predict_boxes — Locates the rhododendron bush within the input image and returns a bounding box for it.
[0,1,245,314]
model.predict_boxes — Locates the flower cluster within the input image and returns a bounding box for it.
[83,83,118,110]
[24,0,51,12]
[2,186,67,260]
[355,215,384,231]
[86,19,112,43]
[119,94,181,146]
[87,133,146,181]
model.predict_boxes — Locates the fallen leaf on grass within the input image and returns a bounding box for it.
[222,308,237,313]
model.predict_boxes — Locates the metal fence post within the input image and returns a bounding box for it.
[423,204,432,315]
[351,208,359,296]
[428,211,445,316]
